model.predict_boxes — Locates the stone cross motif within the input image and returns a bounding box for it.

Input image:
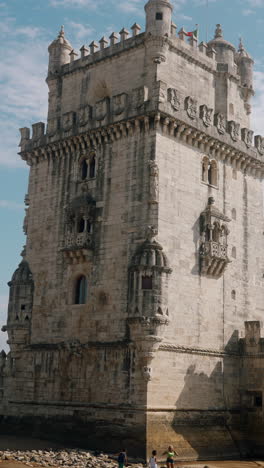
[228,121,240,142]
[112,93,128,115]
[255,135,264,156]
[95,98,109,121]
[62,112,75,132]
[185,96,197,120]
[149,160,159,204]
[78,106,92,127]
[167,88,181,111]
[200,105,213,127]
[242,128,254,148]
[214,113,226,135]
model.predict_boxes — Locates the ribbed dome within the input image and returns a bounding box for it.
[48,26,72,52]
[131,239,171,270]
[207,24,235,52]
[11,261,33,284]
[235,38,253,62]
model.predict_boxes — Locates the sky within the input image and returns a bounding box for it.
[0,0,264,351]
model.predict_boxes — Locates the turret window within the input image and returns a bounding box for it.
[89,155,96,178]
[156,12,163,20]
[79,153,96,181]
[81,160,88,180]
[75,275,88,305]
[142,275,153,290]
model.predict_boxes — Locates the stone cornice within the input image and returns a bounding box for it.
[20,111,264,178]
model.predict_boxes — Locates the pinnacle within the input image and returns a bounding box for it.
[58,25,65,38]
[214,24,223,39]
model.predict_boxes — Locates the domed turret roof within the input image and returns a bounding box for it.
[207,24,235,51]
[48,26,72,52]
[10,261,33,284]
[235,38,253,62]
[130,228,172,272]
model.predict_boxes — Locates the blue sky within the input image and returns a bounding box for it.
[0,0,264,350]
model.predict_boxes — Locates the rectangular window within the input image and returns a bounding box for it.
[255,394,262,408]
[156,12,163,20]
[142,276,153,290]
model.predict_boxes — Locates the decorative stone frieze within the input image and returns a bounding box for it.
[62,111,76,132]
[78,105,92,127]
[228,120,240,142]
[200,104,213,127]
[167,88,181,111]
[200,197,231,278]
[185,96,197,120]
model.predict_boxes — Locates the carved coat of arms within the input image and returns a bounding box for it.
[228,121,240,142]
[167,88,181,111]
[132,86,148,110]
[95,98,109,121]
[200,105,213,127]
[214,113,226,135]
[78,106,92,127]
[185,96,197,120]
[112,93,128,116]
[62,112,75,132]
[255,135,264,156]
[241,128,253,148]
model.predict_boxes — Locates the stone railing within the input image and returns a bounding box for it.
[65,232,93,250]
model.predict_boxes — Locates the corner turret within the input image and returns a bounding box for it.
[207,24,235,68]
[145,0,173,37]
[236,38,254,91]
[47,26,72,76]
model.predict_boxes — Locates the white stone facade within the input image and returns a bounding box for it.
[1,0,264,461]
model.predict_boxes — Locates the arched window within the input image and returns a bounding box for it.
[212,222,220,242]
[208,160,217,186]
[231,290,236,300]
[75,276,88,305]
[87,220,92,233]
[202,157,209,183]
[81,160,88,180]
[89,155,96,178]
[77,218,85,233]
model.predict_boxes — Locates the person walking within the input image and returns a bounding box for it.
[163,446,178,468]
[149,450,158,468]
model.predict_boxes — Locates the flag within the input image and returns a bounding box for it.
[184,29,198,38]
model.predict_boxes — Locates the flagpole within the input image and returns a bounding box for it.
[206,0,209,43]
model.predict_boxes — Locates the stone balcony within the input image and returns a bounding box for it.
[200,240,230,278]
[62,232,93,263]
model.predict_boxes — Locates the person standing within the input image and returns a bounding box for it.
[149,450,158,468]
[117,448,127,468]
[163,446,178,468]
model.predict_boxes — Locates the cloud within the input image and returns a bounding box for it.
[178,13,193,21]
[242,8,255,15]
[246,0,264,5]
[67,21,95,41]
[0,200,24,210]
[49,0,98,8]
[252,71,264,135]
[119,0,144,14]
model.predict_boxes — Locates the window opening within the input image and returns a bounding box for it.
[255,394,263,407]
[21,304,26,311]
[89,156,96,178]
[78,218,85,233]
[156,12,163,20]
[142,276,153,290]
[75,276,88,305]
[87,220,92,233]
[81,160,88,180]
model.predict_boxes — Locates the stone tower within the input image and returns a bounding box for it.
[2,0,264,460]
